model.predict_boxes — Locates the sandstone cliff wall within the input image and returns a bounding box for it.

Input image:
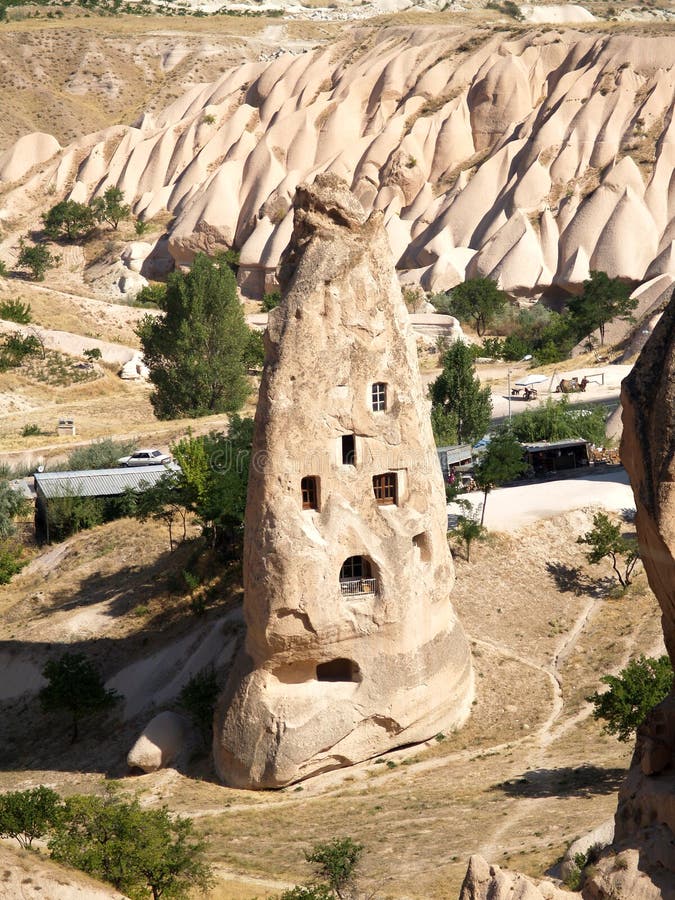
[2,27,674,300]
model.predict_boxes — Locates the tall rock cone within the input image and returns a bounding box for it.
[213,173,474,789]
[581,290,675,898]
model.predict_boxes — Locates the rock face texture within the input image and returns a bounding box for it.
[585,283,675,897]
[212,174,473,789]
[459,855,577,900]
[2,28,675,299]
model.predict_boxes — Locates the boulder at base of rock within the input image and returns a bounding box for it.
[560,818,615,882]
[459,854,577,899]
[127,711,190,773]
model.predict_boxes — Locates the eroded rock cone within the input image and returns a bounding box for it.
[213,173,473,789]
[584,289,675,897]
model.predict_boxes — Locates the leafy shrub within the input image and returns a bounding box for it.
[134,282,167,308]
[0,298,31,323]
[0,541,26,584]
[262,290,281,311]
[40,652,120,743]
[0,333,41,370]
[66,437,136,471]
[21,423,42,436]
[179,667,220,742]
[83,347,102,361]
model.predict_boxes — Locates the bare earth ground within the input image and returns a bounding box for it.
[0,503,663,899]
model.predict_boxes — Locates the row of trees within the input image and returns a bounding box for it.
[42,187,131,241]
[433,270,638,353]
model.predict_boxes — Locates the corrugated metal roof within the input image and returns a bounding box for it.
[34,465,175,500]
[523,439,590,452]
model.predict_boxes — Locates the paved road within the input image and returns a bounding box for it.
[448,467,634,531]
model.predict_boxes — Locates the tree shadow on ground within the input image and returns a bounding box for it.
[493,764,625,799]
[546,561,615,598]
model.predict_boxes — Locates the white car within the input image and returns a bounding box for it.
[118,448,172,467]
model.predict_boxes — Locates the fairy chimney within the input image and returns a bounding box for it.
[213,173,474,789]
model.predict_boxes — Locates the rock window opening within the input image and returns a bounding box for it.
[413,531,431,562]
[372,382,387,412]
[301,476,319,510]
[341,434,356,465]
[316,658,360,683]
[340,555,377,596]
[373,472,397,505]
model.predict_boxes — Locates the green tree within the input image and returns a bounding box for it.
[17,240,59,281]
[0,786,62,849]
[49,788,213,900]
[178,667,219,744]
[136,416,253,554]
[509,396,607,446]
[430,340,492,445]
[39,652,120,742]
[0,541,26,585]
[136,253,250,419]
[587,655,673,742]
[454,510,486,562]
[171,416,253,552]
[135,471,189,551]
[474,429,527,525]
[90,186,130,230]
[577,511,640,587]
[305,838,364,900]
[567,270,638,346]
[0,478,29,539]
[448,277,508,336]
[42,200,95,241]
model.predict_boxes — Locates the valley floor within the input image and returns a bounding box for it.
[0,502,662,898]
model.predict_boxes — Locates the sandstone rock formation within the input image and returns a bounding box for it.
[213,174,473,789]
[582,277,675,898]
[2,28,674,300]
[459,854,576,900]
[127,710,190,773]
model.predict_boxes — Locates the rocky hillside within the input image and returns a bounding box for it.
[1,24,674,303]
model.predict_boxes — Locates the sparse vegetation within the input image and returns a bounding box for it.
[39,652,121,743]
[577,511,641,588]
[0,298,31,324]
[178,667,220,743]
[280,838,365,900]
[474,428,527,525]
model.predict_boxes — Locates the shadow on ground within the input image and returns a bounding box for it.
[493,765,626,798]
[546,561,615,598]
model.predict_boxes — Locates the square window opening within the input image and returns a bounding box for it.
[373,472,397,505]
